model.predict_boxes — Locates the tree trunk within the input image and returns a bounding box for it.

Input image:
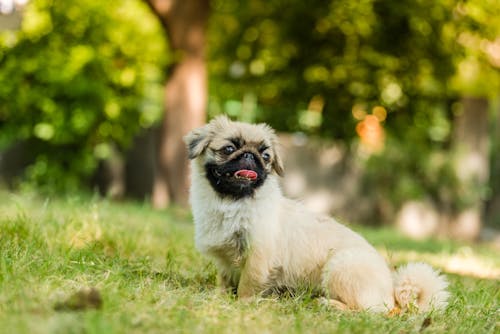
[449,97,490,240]
[144,0,209,208]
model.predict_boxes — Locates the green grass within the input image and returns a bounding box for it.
[0,191,498,334]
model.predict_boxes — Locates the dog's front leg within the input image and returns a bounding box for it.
[237,252,270,299]
[237,270,266,299]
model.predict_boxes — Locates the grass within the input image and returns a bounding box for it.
[0,190,498,334]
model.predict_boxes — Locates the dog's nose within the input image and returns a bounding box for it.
[242,152,255,161]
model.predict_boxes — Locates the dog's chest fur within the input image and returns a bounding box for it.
[194,200,256,267]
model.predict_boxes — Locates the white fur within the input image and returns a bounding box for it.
[393,262,449,312]
[190,159,449,313]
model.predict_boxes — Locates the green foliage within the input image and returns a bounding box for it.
[209,0,458,137]
[0,0,166,191]
[449,0,500,96]
[208,0,499,211]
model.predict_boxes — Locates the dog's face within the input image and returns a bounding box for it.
[185,116,284,199]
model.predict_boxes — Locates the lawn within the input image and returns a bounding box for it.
[0,190,498,334]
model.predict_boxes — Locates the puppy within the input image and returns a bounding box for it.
[185,116,449,313]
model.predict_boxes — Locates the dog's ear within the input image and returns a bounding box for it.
[184,116,232,159]
[258,122,284,176]
[184,126,210,159]
[272,144,284,176]
[262,124,284,177]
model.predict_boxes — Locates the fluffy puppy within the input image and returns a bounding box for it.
[185,116,449,313]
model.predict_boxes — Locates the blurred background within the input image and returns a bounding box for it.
[0,0,499,242]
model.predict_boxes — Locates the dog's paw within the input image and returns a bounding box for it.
[394,279,421,311]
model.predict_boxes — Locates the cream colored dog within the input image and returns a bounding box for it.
[185,116,449,313]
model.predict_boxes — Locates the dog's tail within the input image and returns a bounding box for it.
[393,262,449,312]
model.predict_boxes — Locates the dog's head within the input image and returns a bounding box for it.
[184,116,284,199]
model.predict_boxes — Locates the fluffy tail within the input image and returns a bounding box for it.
[393,262,449,312]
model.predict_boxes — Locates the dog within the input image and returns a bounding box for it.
[184,116,449,313]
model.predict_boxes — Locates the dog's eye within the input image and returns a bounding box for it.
[262,152,271,162]
[222,145,236,155]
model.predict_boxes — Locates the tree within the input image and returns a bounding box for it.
[144,0,210,208]
[0,0,165,192]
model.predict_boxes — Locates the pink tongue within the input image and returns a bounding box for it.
[234,169,258,180]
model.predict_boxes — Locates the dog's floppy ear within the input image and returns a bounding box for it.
[265,126,284,177]
[259,122,284,176]
[184,126,210,159]
[272,144,284,176]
